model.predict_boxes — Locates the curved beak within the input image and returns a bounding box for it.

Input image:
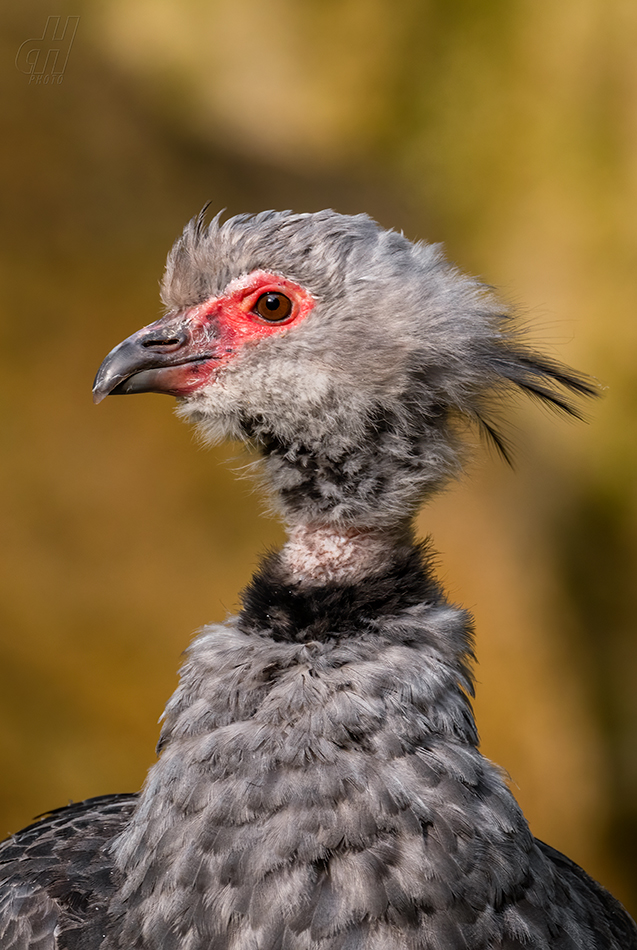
[92,310,218,404]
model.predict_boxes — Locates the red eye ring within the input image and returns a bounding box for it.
[253,292,293,322]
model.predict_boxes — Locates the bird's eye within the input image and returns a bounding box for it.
[254,292,293,322]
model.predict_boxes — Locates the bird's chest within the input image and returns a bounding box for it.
[108,646,533,950]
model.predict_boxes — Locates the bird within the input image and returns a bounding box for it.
[1,207,635,950]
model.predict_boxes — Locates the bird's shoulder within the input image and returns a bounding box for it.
[0,793,137,950]
[535,838,637,949]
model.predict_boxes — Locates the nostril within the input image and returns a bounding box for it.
[143,338,181,350]
[141,331,187,352]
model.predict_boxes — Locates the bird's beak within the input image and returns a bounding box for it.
[92,309,219,404]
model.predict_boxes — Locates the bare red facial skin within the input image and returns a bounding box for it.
[92,271,317,403]
[164,271,316,395]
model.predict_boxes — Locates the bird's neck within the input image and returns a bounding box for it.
[279,521,403,585]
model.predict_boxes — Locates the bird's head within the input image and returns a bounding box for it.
[94,209,593,532]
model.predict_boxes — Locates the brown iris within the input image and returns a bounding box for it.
[254,292,293,322]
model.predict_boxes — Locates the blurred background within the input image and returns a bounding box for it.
[1,0,637,914]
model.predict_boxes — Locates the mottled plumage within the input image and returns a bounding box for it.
[0,795,136,949]
[1,209,635,949]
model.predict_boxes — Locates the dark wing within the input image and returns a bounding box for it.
[536,839,637,949]
[0,794,137,950]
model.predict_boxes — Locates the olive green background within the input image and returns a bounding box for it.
[2,0,637,914]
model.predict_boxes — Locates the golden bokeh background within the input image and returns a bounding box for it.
[2,0,637,914]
